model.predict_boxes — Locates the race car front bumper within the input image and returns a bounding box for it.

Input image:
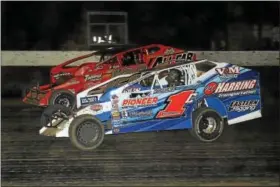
[40,118,70,137]
[22,84,51,106]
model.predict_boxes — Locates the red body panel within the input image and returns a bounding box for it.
[23,44,196,107]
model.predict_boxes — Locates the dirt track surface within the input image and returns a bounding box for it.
[1,98,280,187]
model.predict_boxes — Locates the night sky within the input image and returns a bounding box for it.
[1,1,279,50]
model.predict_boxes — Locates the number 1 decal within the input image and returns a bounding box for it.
[156,90,195,118]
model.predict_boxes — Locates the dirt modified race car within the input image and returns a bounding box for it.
[23,44,196,109]
[40,59,262,151]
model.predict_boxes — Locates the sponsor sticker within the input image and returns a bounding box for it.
[204,79,257,97]
[113,128,120,133]
[164,48,175,55]
[156,111,182,118]
[85,82,96,89]
[122,87,141,93]
[155,52,194,65]
[112,111,121,120]
[80,96,98,105]
[90,104,103,111]
[112,119,122,126]
[95,65,103,70]
[111,65,120,69]
[85,74,102,81]
[121,110,153,118]
[102,73,112,80]
[111,95,119,104]
[122,97,158,108]
[111,95,120,111]
[229,100,259,112]
[54,72,71,79]
[153,86,175,94]
[112,103,119,110]
[66,79,80,85]
[215,66,240,78]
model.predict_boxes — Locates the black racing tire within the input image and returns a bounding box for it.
[189,107,224,142]
[41,104,72,127]
[69,114,104,151]
[49,90,76,109]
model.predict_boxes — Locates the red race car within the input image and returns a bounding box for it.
[23,44,196,108]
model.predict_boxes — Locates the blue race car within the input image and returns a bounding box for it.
[40,59,262,151]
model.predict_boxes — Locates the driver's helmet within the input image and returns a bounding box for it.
[166,69,182,86]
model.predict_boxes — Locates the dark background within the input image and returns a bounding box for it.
[2,1,280,50]
[1,2,280,186]
[1,1,280,97]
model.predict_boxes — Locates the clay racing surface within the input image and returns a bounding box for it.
[1,67,279,187]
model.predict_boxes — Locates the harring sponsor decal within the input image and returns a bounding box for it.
[204,79,257,97]
[122,97,158,108]
[121,110,153,118]
[80,96,98,105]
[229,100,259,112]
[215,66,240,78]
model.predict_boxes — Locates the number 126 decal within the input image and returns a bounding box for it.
[156,90,196,118]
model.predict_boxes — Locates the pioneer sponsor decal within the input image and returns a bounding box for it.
[54,72,71,79]
[85,74,102,81]
[122,97,158,108]
[216,66,240,78]
[122,87,141,93]
[204,79,257,97]
[229,100,259,112]
[80,96,98,105]
[121,110,153,118]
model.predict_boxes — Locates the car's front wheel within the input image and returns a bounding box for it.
[49,90,76,109]
[69,114,104,151]
[190,107,224,142]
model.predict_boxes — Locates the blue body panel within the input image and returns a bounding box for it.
[90,63,261,134]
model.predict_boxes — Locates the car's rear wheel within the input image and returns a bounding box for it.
[69,114,104,151]
[190,107,224,142]
[49,90,76,109]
